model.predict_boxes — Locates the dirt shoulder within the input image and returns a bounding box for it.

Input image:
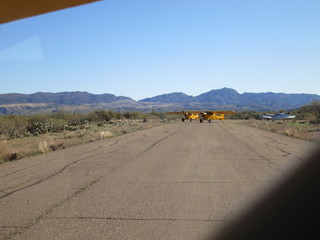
[239,119,320,143]
[0,119,164,164]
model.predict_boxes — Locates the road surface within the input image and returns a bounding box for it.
[0,121,316,239]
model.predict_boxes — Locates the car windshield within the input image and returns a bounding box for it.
[1,1,320,240]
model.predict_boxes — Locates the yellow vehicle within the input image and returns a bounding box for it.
[167,110,235,122]
[200,111,235,122]
[167,111,201,122]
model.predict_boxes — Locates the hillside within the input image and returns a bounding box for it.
[140,88,320,111]
[0,92,131,105]
[0,88,319,114]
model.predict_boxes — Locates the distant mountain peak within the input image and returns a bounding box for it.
[195,88,241,104]
[1,88,320,114]
[0,91,132,105]
[139,92,193,103]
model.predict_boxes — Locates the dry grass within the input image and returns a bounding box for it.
[242,120,320,143]
[0,119,162,164]
[0,140,18,163]
[97,131,113,140]
[38,140,50,153]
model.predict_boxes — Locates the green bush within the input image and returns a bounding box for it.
[230,111,260,120]
[27,121,54,135]
[0,110,150,139]
[83,111,113,122]
[49,118,68,132]
[0,115,29,138]
[309,119,320,125]
[299,101,320,122]
[122,111,144,119]
[94,110,113,121]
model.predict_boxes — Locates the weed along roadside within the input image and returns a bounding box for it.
[0,111,166,164]
[240,119,320,143]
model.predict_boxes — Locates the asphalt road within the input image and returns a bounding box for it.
[0,121,317,240]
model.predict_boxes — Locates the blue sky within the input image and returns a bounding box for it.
[0,0,319,100]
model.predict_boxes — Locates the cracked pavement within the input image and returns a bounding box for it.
[0,121,317,239]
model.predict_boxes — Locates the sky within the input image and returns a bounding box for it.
[0,0,319,100]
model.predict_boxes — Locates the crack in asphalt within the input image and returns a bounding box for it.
[53,216,227,223]
[108,140,119,146]
[0,226,25,229]
[107,146,127,153]
[107,126,182,156]
[105,180,279,184]
[265,143,291,157]
[143,132,177,153]
[261,135,288,145]
[219,124,268,160]
[1,124,179,194]
[1,176,41,192]
[2,178,101,240]
[220,124,310,173]
[0,160,52,179]
[0,153,103,200]
[218,124,280,170]
[0,147,103,179]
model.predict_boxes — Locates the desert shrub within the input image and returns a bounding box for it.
[27,113,81,134]
[0,140,19,161]
[28,114,50,123]
[105,110,121,120]
[48,118,68,132]
[0,115,29,138]
[0,110,149,139]
[83,110,122,122]
[151,112,166,119]
[54,111,79,120]
[49,142,64,151]
[32,112,79,128]
[114,111,122,120]
[230,111,260,120]
[309,119,320,125]
[95,110,113,121]
[27,121,54,135]
[122,111,145,119]
[97,131,113,140]
[38,140,50,153]
[28,114,72,134]
[299,101,320,122]
[83,111,108,122]
[7,152,18,161]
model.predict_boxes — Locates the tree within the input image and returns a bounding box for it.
[300,101,320,123]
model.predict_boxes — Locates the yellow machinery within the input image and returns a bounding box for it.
[168,111,200,122]
[200,111,235,122]
[167,110,235,122]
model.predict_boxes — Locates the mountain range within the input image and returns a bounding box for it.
[0,88,319,115]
